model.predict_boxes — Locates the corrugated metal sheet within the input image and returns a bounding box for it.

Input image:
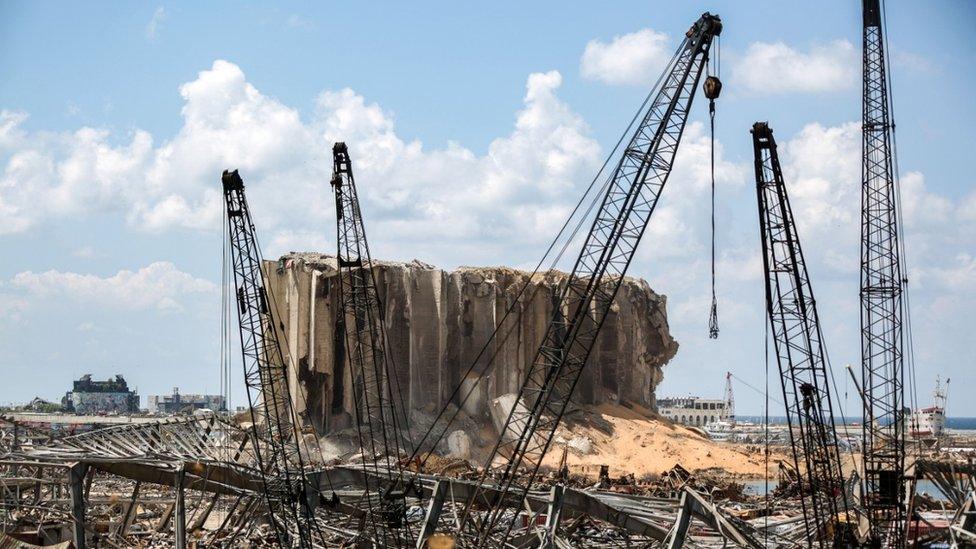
[0,533,72,549]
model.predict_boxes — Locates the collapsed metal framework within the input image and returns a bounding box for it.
[0,415,268,548]
[860,0,907,545]
[221,170,318,547]
[752,122,851,546]
[331,142,413,544]
[461,13,723,547]
[1,413,811,549]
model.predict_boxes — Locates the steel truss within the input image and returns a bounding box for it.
[331,142,414,546]
[460,13,723,547]
[222,170,318,547]
[752,122,852,547]
[860,1,907,545]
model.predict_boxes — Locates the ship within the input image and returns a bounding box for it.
[910,376,948,440]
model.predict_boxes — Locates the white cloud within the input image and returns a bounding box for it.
[926,253,976,292]
[0,112,156,234]
[0,292,29,323]
[639,121,748,262]
[3,58,972,409]
[959,191,976,223]
[780,122,861,237]
[776,122,971,263]
[731,40,857,95]
[0,61,613,266]
[146,7,166,41]
[898,171,953,227]
[580,29,671,86]
[10,262,215,312]
[769,120,976,367]
[266,229,332,258]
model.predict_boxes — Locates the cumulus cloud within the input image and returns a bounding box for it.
[580,29,671,86]
[777,121,970,249]
[640,121,748,262]
[9,262,215,312]
[0,57,752,348]
[926,253,976,292]
[0,53,972,410]
[0,292,29,323]
[959,192,976,223]
[0,60,748,265]
[0,61,613,264]
[779,122,862,236]
[731,40,857,94]
[0,110,156,234]
[773,120,976,319]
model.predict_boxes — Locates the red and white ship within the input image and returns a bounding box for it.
[910,376,948,440]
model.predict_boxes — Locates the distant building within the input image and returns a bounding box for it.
[658,396,730,427]
[62,374,139,414]
[27,397,61,412]
[147,387,225,415]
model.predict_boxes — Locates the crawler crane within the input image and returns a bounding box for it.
[460,12,724,547]
[752,122,855,547]
[859,0,909,545]
[331,142,416,546]
[221,170,319,548]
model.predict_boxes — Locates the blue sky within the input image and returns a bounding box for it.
[1,1,973,415]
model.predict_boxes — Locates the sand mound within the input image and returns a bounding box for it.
[536,403,771,479]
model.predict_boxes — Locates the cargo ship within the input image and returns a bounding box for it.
[910,376,948,440]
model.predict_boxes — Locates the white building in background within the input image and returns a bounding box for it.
[147,387,225,415]
[657,396,730,427]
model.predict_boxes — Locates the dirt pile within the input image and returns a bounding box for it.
[537,403,772,479]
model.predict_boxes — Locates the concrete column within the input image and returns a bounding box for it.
[68,462,89,549]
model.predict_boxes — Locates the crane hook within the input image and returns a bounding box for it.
[706,74,722,340]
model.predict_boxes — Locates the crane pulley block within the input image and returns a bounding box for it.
[703,75,722,100]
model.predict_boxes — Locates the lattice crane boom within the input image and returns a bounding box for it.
[752,123,853,546]
[725,371,735,427]
[860,0,907,545]
[330,143,414,544]
[461,13,723,547]
[221,169,317,548]
[331,143,408,469]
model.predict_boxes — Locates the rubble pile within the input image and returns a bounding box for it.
[2,412,972,547]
